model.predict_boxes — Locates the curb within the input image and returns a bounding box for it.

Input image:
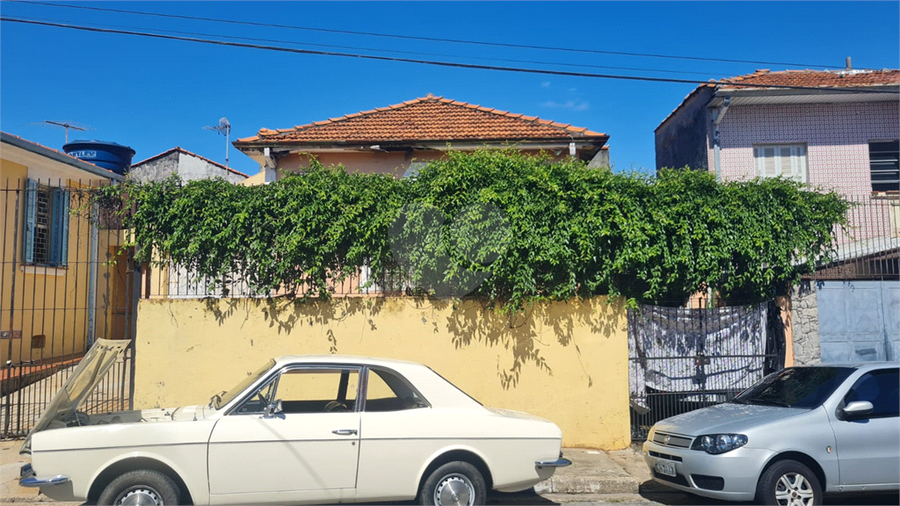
[535,474,640,495]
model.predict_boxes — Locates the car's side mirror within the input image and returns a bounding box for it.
[263,399,284,419]
[841,400,874,420]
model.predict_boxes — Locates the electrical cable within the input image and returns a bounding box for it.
[2,16,897,95]
[8,0,845,69]
[0,12,723,77]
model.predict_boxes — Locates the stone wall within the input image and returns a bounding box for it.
[791,281,821,365]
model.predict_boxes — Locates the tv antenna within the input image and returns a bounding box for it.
[203,117,232,167]
[40,120,91,143]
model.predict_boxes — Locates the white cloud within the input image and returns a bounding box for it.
[540,81,551,88]
[540,100,590,111]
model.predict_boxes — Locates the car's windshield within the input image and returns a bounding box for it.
[733,366,854,409]
[213,359,276,410]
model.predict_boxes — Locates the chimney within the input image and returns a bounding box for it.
[845,57,852,70]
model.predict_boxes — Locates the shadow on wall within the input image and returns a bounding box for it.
[202,295,624,390]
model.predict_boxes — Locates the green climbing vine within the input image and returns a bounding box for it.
[91,149,849,312]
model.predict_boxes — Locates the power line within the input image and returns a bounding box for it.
[3,16,897,95]
[8,0,844,69]
[1,12,723,78]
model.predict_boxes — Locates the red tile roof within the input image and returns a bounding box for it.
[131,147,248,177]
[717,68,900,90]
[657,68,900,130]
[235,94,607,145]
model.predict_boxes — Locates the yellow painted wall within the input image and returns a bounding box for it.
[1,150,121,365]
[134,296,631,449]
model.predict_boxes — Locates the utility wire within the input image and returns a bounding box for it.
[1,13,722,78]
[3,16,897,95]
[8,0,843,69]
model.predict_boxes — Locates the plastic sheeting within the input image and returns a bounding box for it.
[628,302,768,410]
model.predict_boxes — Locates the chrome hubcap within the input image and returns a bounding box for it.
[434,474,474,506]
[774,472,815,506]
[117,487,163,506]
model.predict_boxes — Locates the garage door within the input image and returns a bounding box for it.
[818,280,899,362]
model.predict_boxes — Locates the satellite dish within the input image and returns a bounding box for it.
[203,117,232,167]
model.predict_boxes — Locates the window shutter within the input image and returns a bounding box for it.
[763,147,777,176]
[23,178,36,263]
[51,188,71,266]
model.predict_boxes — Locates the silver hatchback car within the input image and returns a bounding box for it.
[643,362,899,505]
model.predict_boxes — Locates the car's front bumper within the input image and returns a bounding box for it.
[642,439,772,501]
[19,463,69,487]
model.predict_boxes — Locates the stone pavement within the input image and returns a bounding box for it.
[1,439,652,504]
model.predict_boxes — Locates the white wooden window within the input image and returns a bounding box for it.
[753,144,808,183]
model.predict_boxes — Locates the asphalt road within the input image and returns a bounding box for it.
[4,487,898,506]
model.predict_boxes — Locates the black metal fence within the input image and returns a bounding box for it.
[628,300,784,442]
[809,194,899,281]
[1,178,137,439]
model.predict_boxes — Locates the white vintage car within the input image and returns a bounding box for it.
[20,340,570,506]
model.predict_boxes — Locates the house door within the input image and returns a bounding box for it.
[106,247,136,340]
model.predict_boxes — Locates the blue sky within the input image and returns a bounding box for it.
[2,1,898,178]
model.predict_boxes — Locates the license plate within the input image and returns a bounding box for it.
[654,458,677,477]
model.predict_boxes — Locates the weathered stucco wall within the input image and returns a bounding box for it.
[134,296,631,449]
[791,282,821,365]
[654,87,714,172]
[129,151,247,184]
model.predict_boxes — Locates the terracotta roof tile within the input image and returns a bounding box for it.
[657,68,900,130]
[235,95,608,145]
[718,68,899,90]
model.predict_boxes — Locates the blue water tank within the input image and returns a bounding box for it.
[63,140,136,175]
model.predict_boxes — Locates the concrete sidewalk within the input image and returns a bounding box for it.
[1,439,651,503]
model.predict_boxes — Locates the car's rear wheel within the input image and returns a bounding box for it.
[756,459,822,506]
[97,469,181,506]
[419,461,486,506]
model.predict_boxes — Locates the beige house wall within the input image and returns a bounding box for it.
[274,148,575,180]
[134,296,631,449]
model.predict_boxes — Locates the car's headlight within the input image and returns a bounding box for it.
[696,434,748,454]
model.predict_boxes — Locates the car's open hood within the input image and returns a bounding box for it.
[21,339,130,454]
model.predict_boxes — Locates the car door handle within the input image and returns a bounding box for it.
[332,429,357,436]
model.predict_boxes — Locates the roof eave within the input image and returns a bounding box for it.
[235,136,608,152]
[1,132,125,182]
[709,84,900,105]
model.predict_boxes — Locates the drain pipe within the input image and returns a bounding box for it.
[712,96,731,182]
[263,147,277,183]
[87,200,99,347]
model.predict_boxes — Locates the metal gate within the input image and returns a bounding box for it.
[1,178,138,439]
[818,280,899,362]
[628,300,784,441]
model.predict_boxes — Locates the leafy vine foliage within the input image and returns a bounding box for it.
[95,150,848,312]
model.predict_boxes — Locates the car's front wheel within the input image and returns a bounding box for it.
[97,469,181,506]
[756,459,822,506]
[419,461,487,506]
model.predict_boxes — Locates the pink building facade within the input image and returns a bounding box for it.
[657,69,900,246]
[709,101,899,196]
